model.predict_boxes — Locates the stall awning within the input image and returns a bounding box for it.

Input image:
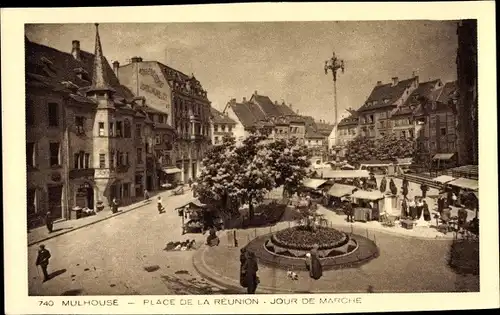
[322,169,370,179]
[327,184,357,198]
[433,175,456,184]
[175,198,207,210]
[433,153,455,161]
[448,178,479,191]
[351,190,385,201]
[162,167,182,174]
[303,178,328,190]
[340,163,355,170]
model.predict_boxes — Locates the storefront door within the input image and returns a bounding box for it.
[47,185,63,220]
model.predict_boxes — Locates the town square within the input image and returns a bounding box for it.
[23,19,480,296]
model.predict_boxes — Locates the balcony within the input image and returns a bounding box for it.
[116,164,130,173]
[69,168,94,179]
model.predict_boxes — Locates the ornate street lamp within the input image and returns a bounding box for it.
[324,51,345,147]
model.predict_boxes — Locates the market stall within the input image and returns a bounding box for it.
[433,175,456,185]
[176,199,223,235]
[321,169,370,180]
[350,190,385,222]
[301,178,331,200]
[326,184,358,209]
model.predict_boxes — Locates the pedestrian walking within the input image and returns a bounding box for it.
[35,244,51,282]
[416,198,424,219]
[379,177,387,193]
[305,244,323,293]
[244,251,259,294]
[389,178,398,195]
[111,198,119,213]
[343,199,354,223]
[420,183,429,198]
[437,195,445,214]
[239,248,247,288]
[402,185,409,199]
[45,211,54,233]
[157,196,164,213]
[144,189,150,202]
[187,178,193,189]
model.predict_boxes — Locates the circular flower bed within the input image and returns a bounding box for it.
[272,226,348,250]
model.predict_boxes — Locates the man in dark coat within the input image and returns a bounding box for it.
[402,176,409,189]
[239,248,247,288]
[35,244,51,282]
[420,184,429,198]
[244,251,259,294]
[343,200,354,223]
[45,211,53,233]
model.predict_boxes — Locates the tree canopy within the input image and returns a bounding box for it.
[197,132,310,219]
[345,134,416,165]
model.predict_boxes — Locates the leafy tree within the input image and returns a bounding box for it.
[197,135,240,217]
[266,137,311,198]
[375,134,415,161]
[344,136,377,165]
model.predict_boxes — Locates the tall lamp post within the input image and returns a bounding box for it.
[324,51,345,156]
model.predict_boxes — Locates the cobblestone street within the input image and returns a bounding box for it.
[28,190,235,296]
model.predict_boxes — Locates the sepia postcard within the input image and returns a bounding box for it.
[2,2,499,314]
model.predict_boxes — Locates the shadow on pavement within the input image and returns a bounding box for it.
[61,289,84,296]
[160,275,239,295]
[49,268,67,280]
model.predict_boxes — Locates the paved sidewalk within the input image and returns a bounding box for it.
[28,187,193,246]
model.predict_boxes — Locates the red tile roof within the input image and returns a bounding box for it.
[358,77,417,112]
[25,38,134,102]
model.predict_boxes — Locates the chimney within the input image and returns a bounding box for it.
[274,100,278,105]
[391,77,399,86]
[242,97,246,103]
[131,56,143,63]
[376,80,382,86]
[71,40,81,61]
[289,103,293,110]
[230,98,236,104]
[112,61,120,79]
[254,90,258,95]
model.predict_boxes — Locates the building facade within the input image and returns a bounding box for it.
[210,107,237,145]
[117,57,212,182]
[25,25,177,229]
[336,112,359,158]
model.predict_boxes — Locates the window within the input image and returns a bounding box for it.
[27,142,35,167]
[440,127,447,136]
[84,153,90,168]
[49,142,60,167]
[214,125,218,132]
[116,121,123,137]
[109,122,114,137]
[110,151,115,168]
[48,102,59,127]
[123,119,131,138]
[26,101,35,126]
[135,175,143,185]
[221,125,226,132]
[214,136,219,144]
[99,122,105,136]
[155,135,161,145]
[137,148,143,164]
[75,116,85,134]
[123,183,130,198]
[369,115,374,123]
[158,115,164,124]
[401,131,406,139]
[99,154,106,168]
[135,124,142,138]
[380,132,385,137]
[74,153,79,169]
[125,152,129,166]
[409,129,414,139]
[228,126,232,133]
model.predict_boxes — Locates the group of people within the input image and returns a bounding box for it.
[401,197,431,221]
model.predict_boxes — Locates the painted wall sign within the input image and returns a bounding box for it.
[139,68,164,87]
[140,83,169,102]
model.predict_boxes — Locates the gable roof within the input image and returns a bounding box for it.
[338,111,359,127]
[276,103,296,116]
[251,94,283,117]
[228,101,269,128]
[358,77,417,112]
[404,79,441,107]
[305,125,325,139]
[435,81,457,104]
[25,37,134,101]
[210,107,236,124]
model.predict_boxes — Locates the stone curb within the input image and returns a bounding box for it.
[28,201,150,247]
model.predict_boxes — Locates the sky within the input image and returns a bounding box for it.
[25,21,458,123]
